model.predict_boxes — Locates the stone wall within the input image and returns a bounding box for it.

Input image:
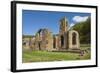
[22,37,32,50]
[22,17,80,51]
[68,30,80,49]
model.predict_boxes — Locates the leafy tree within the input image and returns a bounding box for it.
[71,17,91,44]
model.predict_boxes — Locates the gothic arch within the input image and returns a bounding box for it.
[68,30,80,49]
[61,35,64,47]
[53,37,56,48]
[72,32,77,45]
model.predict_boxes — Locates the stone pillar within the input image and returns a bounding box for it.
[54,35,59,49]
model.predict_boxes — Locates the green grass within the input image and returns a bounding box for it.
[22,44,91,63]
[80,44,90,50]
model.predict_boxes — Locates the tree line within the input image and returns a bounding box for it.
[72,17,91,44]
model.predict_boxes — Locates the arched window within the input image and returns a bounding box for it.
[23,41,26,46]
[72,32,77,45]
[61,35,64,47]
[39,30,43,40]
[38,42,41,50]
[53,37,56,48]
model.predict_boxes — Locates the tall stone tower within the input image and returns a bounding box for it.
[59,17,68,35]
[58,17,69,49]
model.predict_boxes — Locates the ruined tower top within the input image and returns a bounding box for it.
[59,17,68,35]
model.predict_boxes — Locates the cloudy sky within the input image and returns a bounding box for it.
[22,10,90,35]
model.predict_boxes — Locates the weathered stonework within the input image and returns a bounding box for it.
[22,37,31,50]
[68,30,80,49]
[23,17,80,51]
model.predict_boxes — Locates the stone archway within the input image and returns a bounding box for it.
[72,32,77,45]
[38,42,41,50]
[61,35,64,47]
[68,30,80,49]
[53,37,56,48]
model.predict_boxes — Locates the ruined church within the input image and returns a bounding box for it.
[23,17,80,51]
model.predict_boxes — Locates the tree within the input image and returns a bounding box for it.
[72,17,91,44]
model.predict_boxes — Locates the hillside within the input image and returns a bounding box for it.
[71,17,91,44]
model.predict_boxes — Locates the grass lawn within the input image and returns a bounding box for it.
[22,44,91,63]
[80,44,90,50]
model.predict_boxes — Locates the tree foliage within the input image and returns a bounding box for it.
[72,17,91,44]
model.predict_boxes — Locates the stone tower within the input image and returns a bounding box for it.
[59,17,69,49]
[59,17,68,35]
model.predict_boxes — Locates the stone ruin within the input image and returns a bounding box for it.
[22,17,80,51]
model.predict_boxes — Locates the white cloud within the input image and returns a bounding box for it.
[73,16,88,22]
[69,23,75,29]
[70,23,75,27]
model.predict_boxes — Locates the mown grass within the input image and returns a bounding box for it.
[80,44,90,50]
[22,44,91,63]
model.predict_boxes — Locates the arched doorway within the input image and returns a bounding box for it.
[38,42,41,50]
[72,32,77,45]
[53,37,56,48]
[61,35,64,47]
